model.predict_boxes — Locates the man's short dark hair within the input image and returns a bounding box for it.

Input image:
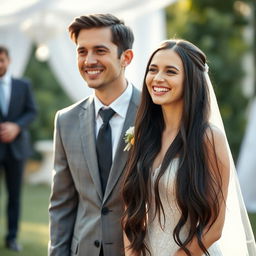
[0,46,9,57]
[68,13,134,57]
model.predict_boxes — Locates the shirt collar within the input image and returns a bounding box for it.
[94,81,133,119]
[0,70,11,86]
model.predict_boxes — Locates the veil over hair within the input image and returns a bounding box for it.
[205,69,256,255]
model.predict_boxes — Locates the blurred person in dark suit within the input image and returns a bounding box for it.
[0,45,37,251]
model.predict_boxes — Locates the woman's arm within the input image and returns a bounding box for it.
[174,126,230,256]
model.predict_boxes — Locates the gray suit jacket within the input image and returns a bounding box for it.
[49,86,140,256]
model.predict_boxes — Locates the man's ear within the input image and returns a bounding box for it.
[121,49,133,67]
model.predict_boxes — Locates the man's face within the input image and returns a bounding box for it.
[76,27,124,91]
[0,52,10,77]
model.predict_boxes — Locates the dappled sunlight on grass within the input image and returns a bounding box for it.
[249,213,256,238]
[0,181,255,255]
[0,218,49,256]
[0,182,50,256]
[21,221,49,245]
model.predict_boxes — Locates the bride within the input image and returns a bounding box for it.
[122,39,256,256]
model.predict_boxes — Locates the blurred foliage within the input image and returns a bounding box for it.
[166,0,253,161]
[24,46,72,156]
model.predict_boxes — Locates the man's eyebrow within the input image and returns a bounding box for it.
[77,45,110,51]
[94,45,110,50]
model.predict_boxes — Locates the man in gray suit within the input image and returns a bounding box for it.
[48,14,140,256]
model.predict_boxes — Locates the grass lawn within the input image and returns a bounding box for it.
[0,181,50,256]
[249,213,256,238]
[0,180,256,256]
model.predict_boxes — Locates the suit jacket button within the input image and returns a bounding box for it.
[102,207,109,215]
[94,240,100,248]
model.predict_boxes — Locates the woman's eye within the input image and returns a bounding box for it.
[166,69,177,74]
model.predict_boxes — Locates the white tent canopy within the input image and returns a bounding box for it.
[0,0,176,100]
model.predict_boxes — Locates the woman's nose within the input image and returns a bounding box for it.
[153,72,165,82]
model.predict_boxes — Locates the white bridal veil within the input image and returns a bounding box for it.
[205,70,256,256]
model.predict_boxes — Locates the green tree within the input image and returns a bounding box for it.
[24,46,72,155]
[166,0,251,160]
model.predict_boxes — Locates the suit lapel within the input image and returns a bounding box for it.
[7,78,16,117]
[79,96,103,200]
[103,87,140,203]
[0,109,3,121]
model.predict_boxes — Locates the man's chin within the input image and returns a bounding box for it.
[86,82,103,89]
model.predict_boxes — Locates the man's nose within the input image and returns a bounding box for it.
[84,53,97,65]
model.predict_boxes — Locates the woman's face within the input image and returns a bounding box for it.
[146,49,185,108]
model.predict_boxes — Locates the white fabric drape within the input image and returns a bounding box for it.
[0,25,32,77]
[237,98,256,213]
[206,71,256,255]
[0,0,175,101]
[47,33,90,100]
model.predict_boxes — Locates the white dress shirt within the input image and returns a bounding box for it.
[0,71,12,115]
[94,82,133,160]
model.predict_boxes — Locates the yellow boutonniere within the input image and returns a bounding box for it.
[124,126,135,151]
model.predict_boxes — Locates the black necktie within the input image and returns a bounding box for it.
[96,108,115,193]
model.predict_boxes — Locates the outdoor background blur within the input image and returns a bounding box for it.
[0,0,256,255]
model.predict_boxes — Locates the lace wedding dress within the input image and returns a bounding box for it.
[145,158,222,256]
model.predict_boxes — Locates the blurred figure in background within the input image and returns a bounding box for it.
[0,45,37,251]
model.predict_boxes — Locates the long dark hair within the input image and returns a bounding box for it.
[122,39,223,256]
